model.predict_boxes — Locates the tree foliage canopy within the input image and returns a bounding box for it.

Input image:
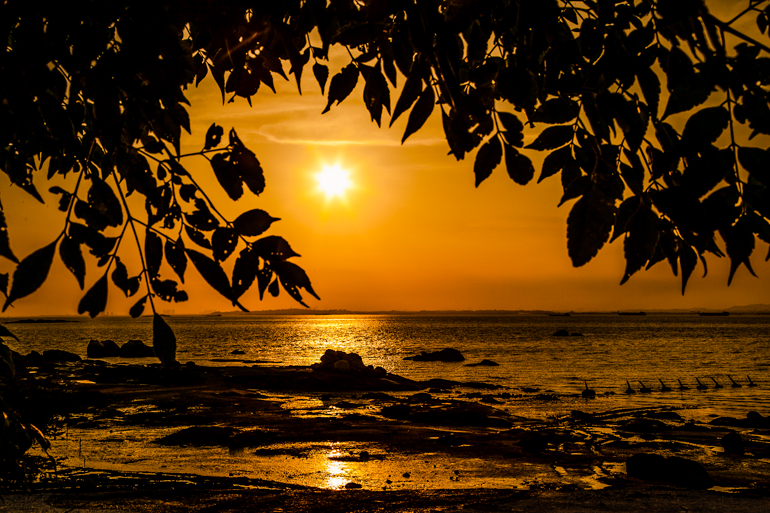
[2,0,770,363]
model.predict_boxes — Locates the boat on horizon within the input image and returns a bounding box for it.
[618,311,647,316]
[698,311,730,316]
[548,312,571,316]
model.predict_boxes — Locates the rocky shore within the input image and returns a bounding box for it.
[2,350,769,512]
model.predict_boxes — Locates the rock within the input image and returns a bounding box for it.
[344,482,362,489]
[87,339,119,358]
[231,349,246,355]
[119,340,155,358]
[721,431,745,455]
[42,349,81,362]
[570,332,583,337]
[464,359,499,367]
[626,453,713,489]
[620,419,670,433]
[552,329,570,337]
[333,359,350,373]
[403,348,464,362]
[437,433,467,446]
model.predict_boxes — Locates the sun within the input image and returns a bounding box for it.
[316,164,352,199]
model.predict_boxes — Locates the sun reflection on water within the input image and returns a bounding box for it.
[324,445,351,489]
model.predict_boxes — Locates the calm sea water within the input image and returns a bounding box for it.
[4,314,770,420]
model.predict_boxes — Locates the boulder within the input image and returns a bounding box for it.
[231,349,246,355]
[87,339,120,358]
[42,349,81,362]
[552,329,570,337]
[119,340,155,358]
[403,348,465,362]
[626,453,713,489]
[720,431,745,455]
[465,359,499,367]
[333,359,350,373]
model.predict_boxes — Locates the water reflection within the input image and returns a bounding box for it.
[324,445,350,489]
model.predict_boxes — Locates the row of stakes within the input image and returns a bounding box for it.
[581,375,759,398]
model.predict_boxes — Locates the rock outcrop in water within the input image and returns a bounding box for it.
[311,349,387,377]
[119,340,155,358]
[87,340,120,358]
[626,453,713,489]
[403,348,465,362]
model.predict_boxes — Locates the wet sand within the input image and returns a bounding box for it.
[4,358,770,511]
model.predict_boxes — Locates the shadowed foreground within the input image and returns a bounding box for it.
[3,357,769,512]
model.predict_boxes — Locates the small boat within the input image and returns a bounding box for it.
[619,311,647,316]
[711,377,723,389]
[728,375,742,388]
[638,381,652,393]
[747,375,758,387]
[549,312,571,316]
[698,311,729,316]
[659,379,671,392]
[677,379,689,391]
[581,381,596,398]
[625,380,636,394]
[696,378,708,390]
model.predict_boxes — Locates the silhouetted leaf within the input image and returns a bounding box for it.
[681,148,731,198]
[0,324,19,341]
[621,149,645,196]
[111,256,140,297]
[504,145,535,185]
[185,198,219,231]
[153,313,177,366]
[0,212,18,264]
[129,295,148,318]
[58,236,85,289]
[323,64,359,113]
[680,107,729,153]
[539,145,574,183]
[212,227,238,262]
[186,248,233,301]
[530,98,579,124]
[145,230,163,278]
[498,112,524,148]
[49,186,73,212]
[252,236,300,261]
[268,278,280,297]
[230,130,265,196]
[273,261,320,307]
[525,125,573,151]
[68,223,116,263]
[3,241,56,311]
[363,65,390,127]
[165,237,187,283]
[567,188,616,267]
[151,277,187,303]
[474,137,502,187]
[559,176,591,206]
[402,85,435,143]
[738,147,770,186]
[621,205,661,284]
[680,243,698,294]
[204,123,224,150]
[720,216,757,285]
[313,63,329,94]
[232,209,280,237]
[637,67,660,119]
[390,66,422,127]
[611,196,641,242]
[77,275,108,318]
[232,246,259,299]
[184,225,212,249]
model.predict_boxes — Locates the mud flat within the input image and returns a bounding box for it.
[3,357,770,512]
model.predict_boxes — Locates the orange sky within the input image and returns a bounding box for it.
[2,1,769,316]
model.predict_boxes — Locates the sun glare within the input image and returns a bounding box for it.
[316,165,352,199]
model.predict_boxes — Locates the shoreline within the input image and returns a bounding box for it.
[3,356,770,511]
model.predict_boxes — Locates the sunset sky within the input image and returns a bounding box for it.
[2,1,769,316]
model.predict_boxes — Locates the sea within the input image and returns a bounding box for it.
[4,313,770,422]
